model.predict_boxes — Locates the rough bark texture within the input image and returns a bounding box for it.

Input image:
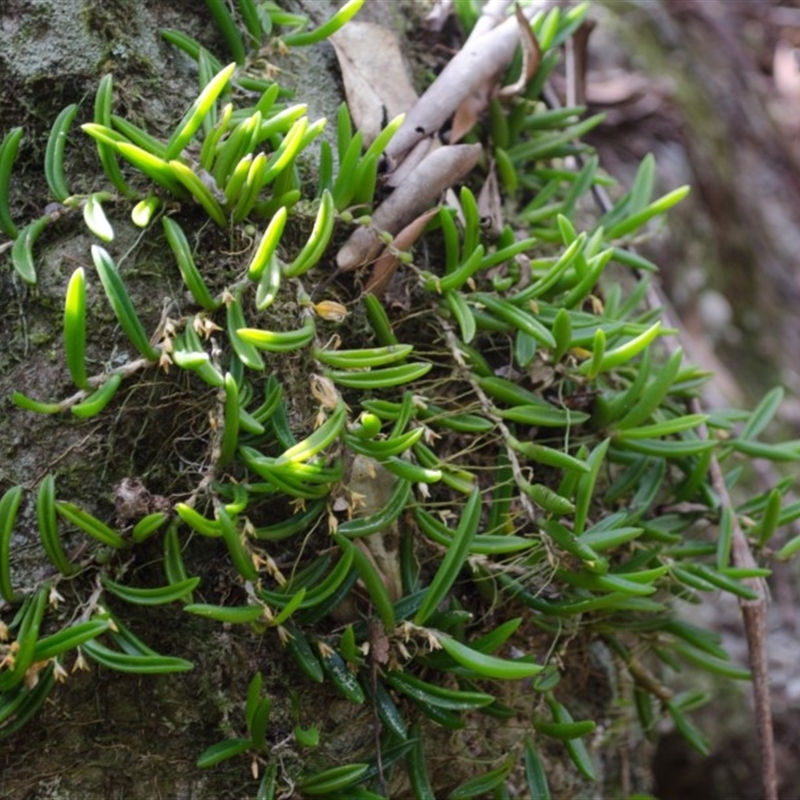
[588,0,800,411]
[0,3,394,799]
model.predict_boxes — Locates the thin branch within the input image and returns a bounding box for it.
[336,143,481,270]
[385,3,549,163]
[441,323,540,526]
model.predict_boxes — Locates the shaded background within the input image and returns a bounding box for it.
[584,2,800,797]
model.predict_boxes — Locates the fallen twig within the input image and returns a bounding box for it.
[336,143,481,271]
[385,4,545,162]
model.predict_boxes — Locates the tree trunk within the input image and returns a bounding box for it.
[0,4,367,798]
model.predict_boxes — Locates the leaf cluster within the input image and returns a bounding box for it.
[0,3,797,798]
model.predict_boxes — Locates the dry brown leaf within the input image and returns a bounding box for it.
[564,19,594,107]
[331,22,419,145]
[450,81,492,143]
[477,161,503,236]
[496,5,541,98]
[365,207,439,296]
[337,143,481,271]
[368,619,390,665]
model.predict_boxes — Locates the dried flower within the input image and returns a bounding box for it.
[313,300,349,322]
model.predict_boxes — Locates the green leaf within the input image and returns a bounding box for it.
[615,414,708,440]
[534,718,596,740]
[83,193,114,241]
[447,756,514,799]
[740,386,784,440]
[249,695,272,750]
[524,735,551,800]
[414,488,481,625]
[101,575,200,606]
[573,438,610,536]
[0,126,24,238]
[628,153,655,213]
[578,321,662,376]
[168,61,237,158]
[283,0,365,46]
[196,737,253,768]
[32,619,109,661]
[64,267,89,389]
[81,639,194,674]
[11,215,50,284]
[619,437,717,458]
[162,217,220,310]
[548,697,596,780]
[776,534,800,561]
[730,438,800,463]
[297,763,369,796]
[666,701,709,756]
[55,500,126,548]
[673,643,750,680]
[437,636,541,680]
[0,486,24,602]
[10,392,62,415]
[91,246,160,361]
[605,185,690,240]
[205,1,246,62]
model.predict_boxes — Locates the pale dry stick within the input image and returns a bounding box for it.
[563,18,594,108]
[78,578,107,623]
[336,143,481,270]
[386,3,521,190]
[702,416,777,800]
[338,3,544,270]
[384,2,548,163]
[465,0,515,44]
[384,138,437,189]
